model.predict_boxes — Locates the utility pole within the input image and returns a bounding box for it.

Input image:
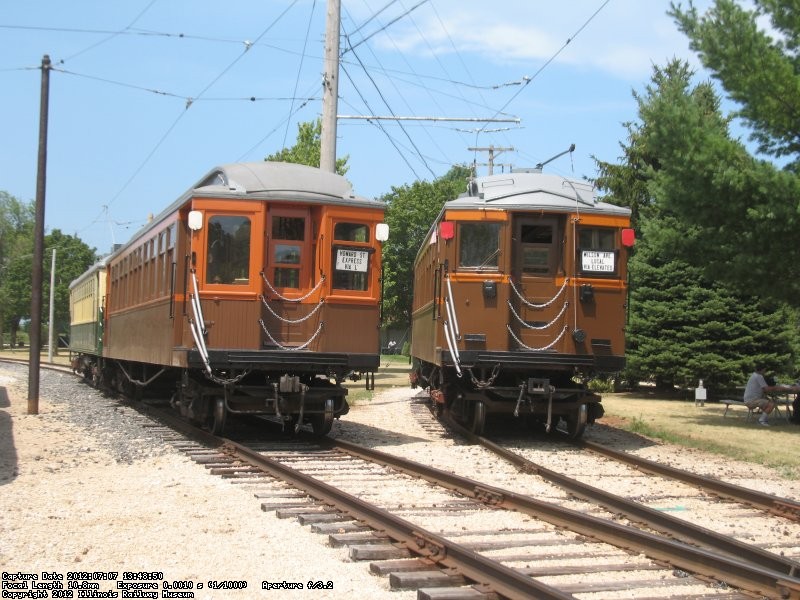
[468,145,514,175]
[319,0,341,173]
[29,54,51,415]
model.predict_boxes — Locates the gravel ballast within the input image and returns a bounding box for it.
[2,361,799,599]
[0,363,414,600]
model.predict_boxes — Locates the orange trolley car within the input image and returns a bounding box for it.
[71,162,388,435]
[410,167,632,438]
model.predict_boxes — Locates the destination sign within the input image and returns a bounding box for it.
[581,250,615,273]
[335,249,368,272]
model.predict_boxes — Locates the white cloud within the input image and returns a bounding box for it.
[359,0,712,81]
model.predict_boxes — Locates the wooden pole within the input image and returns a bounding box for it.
[28,54,51,415]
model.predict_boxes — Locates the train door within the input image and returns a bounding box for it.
[189,205,262,351]
[510,214,567,351]
[261,207,316,347]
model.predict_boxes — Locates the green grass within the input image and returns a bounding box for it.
[602,394,800,479]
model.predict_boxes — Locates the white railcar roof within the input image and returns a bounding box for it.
[446,171,631,217]
[191,162,383,208]
[104,162,384,261]
[68,257,109,290]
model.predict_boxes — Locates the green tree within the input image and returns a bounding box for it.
[381,165,471,329]
[658,1,800,304]
[0,192,34,348]
[672,0,800,165]
[42,230,98,345]
[265,119,349,175]
[595,61,798,389]
[626,219,795,390]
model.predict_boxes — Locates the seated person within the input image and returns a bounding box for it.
[743,365,779,426]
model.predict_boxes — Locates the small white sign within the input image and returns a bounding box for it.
[582,250,615,272]
[336,249,369,272]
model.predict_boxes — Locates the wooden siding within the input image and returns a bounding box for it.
[104,299,176,365]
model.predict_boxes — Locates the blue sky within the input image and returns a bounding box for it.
[1,0,714,255]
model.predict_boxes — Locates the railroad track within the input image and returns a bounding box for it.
[6,359,800,598]
[441,415,800,576]
[135,401,797,599]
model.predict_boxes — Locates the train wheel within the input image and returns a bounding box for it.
[208,397,227,435]
[469,400,486,435]
[309,398,334,436]
[563,403,588,439]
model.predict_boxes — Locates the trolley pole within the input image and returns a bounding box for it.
[28,54,51,415]
[319,0,341,173]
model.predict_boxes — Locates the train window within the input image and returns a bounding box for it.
[513,217,561,276]
[273,217,305,241]
[577,227,617,275]
[206,215,251,285]
[269,214,307,289]
[332,247,370,291]
[334,222,369,243]
[520,224,553,275]
[332,222,371,291]
[459,222,500,269]
[273,244,301,288]
[579,227,615,250]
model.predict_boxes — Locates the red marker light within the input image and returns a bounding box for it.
[621,228,635,247]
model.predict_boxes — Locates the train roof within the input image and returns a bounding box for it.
[447,171,631,217]
[191,162,383,208]
[68,257,109,290]
[105,162,384,260]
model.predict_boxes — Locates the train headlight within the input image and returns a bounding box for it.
[188,210,203,231]
[376,223,389,242]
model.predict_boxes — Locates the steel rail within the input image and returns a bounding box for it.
[147,407,570,600]
[231,440,572,600]
[320,434,800,599]
[47,381,800,599]
[441,415,800,580]
[577,438,800,522]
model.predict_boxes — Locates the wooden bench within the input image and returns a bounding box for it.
[721,399,754,420]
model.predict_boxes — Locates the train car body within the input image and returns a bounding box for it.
[69,258,108,362]
[410,169,632,437]
[70,162,387,435]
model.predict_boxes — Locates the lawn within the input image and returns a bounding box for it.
[598,392,799,478]
[351,357,800,479]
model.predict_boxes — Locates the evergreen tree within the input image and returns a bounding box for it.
[596,61,798,389]
[659,1,800,304]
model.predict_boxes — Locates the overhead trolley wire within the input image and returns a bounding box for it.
[61,0,160,63]
[475,0,612,138]
[343,0,429,55]
[93,0,302,218]
[284,0,318,148]
[343,32,436,178]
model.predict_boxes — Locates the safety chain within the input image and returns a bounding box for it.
[509,277,569,309]
[467,363,501,389]
[506,324,568,351]
[260,272,325,302]
[259,294,324,324]
[204,368,251,386]
[258,319,324,351]
[507,299,569,330]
